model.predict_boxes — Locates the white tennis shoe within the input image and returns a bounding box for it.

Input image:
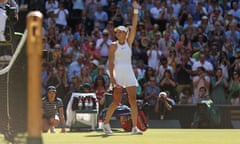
[131,126,143,135]
[103,123,113,135]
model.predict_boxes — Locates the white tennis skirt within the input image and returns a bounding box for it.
[113,65,138,88]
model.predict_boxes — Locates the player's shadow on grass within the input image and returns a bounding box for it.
[85,129,131,138]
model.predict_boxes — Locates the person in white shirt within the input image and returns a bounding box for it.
[54,2,69,30]
[45,0,58,15]
[95,29,112,65]
[146,42,162,70]
[192,53,214,76]
[192,66,210,103]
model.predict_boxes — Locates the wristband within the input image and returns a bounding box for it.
[133,9,139,14]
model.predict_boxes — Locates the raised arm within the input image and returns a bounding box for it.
[127,1,139,46]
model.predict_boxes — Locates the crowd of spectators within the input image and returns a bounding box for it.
[17,0,240,119]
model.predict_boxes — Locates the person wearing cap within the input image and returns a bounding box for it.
[42,86,66,133]
[155,91,175,119]
[96,28,112,65]
[103,1,142,135]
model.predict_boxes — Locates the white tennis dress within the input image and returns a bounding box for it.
[112,41,138,88]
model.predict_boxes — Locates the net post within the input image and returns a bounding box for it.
[26,11,43,144]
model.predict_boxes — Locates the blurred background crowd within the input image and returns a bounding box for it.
[15,0,240,118]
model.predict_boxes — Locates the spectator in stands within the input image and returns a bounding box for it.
[224,11,237,29]
[139,66,155,89]
[63,37,74,63]
[68,75,81,93]
[208,21,224,48]
[167,49,178,75]
[132,39,146,62]
[178,87,193,104]
[198,16,214,35]
[143,76,160,118]
[149,1,166,29]
[135,60,146,80]
[77,10,94,36]
[71,0,85,25]
[171,0,181,18]
[192,53,214,76]
[228,1,240,24]
[67,55,85,83]
[146,42,162,70]
[95,29,112,65]
[203,47,216,67]
[166,22,180,42]
[105,21,115,41]
[93,65,110,87]
[93,4,108,31]
[117,0,131,15]
[111,4,124,27]
[159,31,175,57]
[175,33,192,52]
[211,68,228,104]
[197,86,209,103]
[227,71,240,105]
[86,0,97,20]
[93,75,107,112]
[192,34,208,53]
[159,69,177,102]
[58,26,73,49]
[222,37,235,60]
[107,2,118,20]
[42,86,66,133]
[183,14,198,30]
[47,65,68,101]
[209,7,224,25]
[192,66,210,104]
[148,24,160,41]
[45,0,58,17]
[46,27,58,49]
[123,7,133,25]
[175,55,192,98]
[79,66,92,86]
[133,67,143,100]
[216,51,230,80]
[51,44,62,63]
[85,40,101,61]
[54,2,69,31]
[155,57,173,83]
[225,22,240,47]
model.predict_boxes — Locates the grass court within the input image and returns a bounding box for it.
[1,128,238,144]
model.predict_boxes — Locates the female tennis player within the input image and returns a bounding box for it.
[103,1,142,135]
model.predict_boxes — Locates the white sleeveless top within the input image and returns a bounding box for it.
[114,41,132,65]
[112,41,138,88]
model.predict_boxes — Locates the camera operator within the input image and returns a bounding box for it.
[0,0,18,41]
[154,91,175,120]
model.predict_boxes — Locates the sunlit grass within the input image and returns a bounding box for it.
[1,129,240,144]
